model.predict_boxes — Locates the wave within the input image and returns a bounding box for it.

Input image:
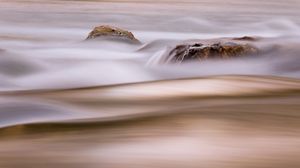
[0,75,299,129]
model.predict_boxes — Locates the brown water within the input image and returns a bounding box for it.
[0,0,300,167]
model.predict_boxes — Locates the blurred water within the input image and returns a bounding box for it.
[0,0,300,167]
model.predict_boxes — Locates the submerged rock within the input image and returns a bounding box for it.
[233,36,259,41]
[86,25,140,44]
[164,37,259,63]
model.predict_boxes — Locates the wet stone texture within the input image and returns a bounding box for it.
[86,25,140,44]
[167,37,260,63]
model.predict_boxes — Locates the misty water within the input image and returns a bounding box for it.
[0,0,300,167]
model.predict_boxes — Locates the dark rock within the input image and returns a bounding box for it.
[86,25,140,44]
[233,36,259,41]
[165,38,259,63]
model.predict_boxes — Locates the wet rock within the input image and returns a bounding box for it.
[233,36,259,41]
[165,38,259,63]
[86,25,140,44]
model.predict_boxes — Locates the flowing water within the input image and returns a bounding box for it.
[0,0,300,167]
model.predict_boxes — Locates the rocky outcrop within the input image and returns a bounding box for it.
[86,25,140,44]
[164,37,260,63]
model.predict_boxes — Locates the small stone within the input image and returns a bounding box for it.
[86,25,140,44]
[233,36,259,41]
